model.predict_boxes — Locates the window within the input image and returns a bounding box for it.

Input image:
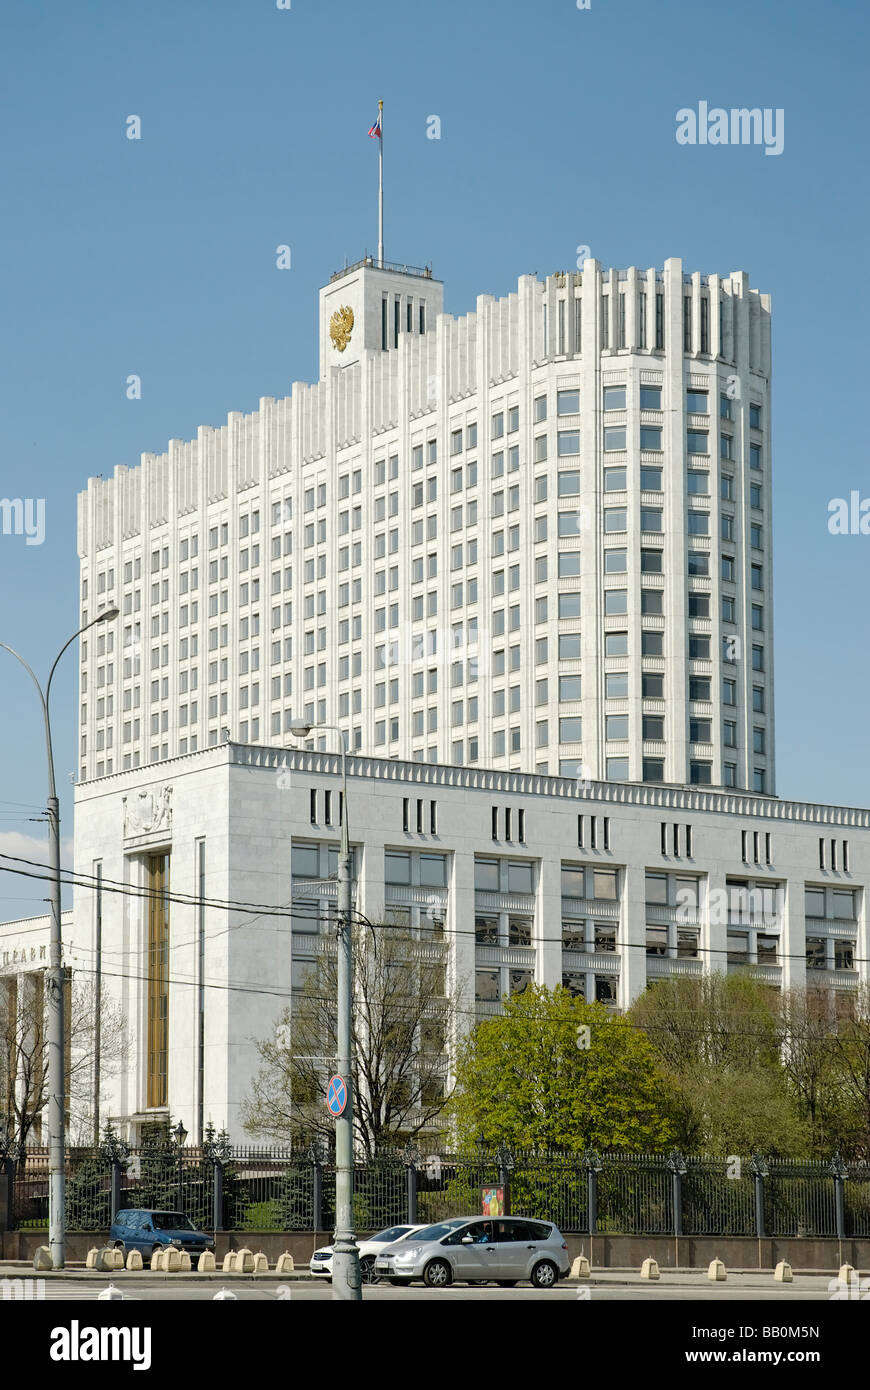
[605,632,627,656]
[534,395,547,422]
[557,389,580,415]
[640,385,661,409]
[559,717,582,741]
[687,430,708,454]
[603,467,626,492]
[687,552,709,576]
[643,715,664,739]
[690,718,711,743]
[603,386,625,411]
[559,675,582,700]
[604,589,627,615]
[689,676,710,700]
[639,426,662,450]
[605,549,627,573]
[603,426,626,451]
[642,631,664,656]
[605,714,628,740]
[559,635,582,659]
[606,757,628,780]
[606,672,627,697]
[641,548,662,573]
[558,430,580,456]
[641,466,662,491]
[641,507,663,532]
[604,507,626,533]
[686,390,708,414]
[690,760,712,786]
[687,470,709,495]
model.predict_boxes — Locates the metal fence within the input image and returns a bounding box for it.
[4,1146,869,1238]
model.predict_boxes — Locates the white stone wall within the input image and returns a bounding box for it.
[12,743,854,1141]
[76,257,773,797]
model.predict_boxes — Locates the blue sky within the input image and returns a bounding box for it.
[1,0,868,920]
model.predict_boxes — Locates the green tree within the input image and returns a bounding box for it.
[449,984,676,1152]
[631,974,806,1155]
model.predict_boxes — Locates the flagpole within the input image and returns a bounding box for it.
[378,99,384,267]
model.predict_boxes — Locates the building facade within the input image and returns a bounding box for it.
[8,744,852,1141]
[77,256,773,794]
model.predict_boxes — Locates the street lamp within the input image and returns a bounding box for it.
[173,1120,188,1211]
[286,718,360,1301]
[0,603,119,1269]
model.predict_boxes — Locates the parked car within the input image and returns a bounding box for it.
[310,1225,427,1282]
[373,1216,570,1288]
[110,1209,215,1267]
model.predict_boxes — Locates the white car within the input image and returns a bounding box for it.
[310,1225,427,1282]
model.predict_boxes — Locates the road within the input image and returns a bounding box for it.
[4,1271,849,1301]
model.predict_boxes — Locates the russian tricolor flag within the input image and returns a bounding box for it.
[368,111,382,139]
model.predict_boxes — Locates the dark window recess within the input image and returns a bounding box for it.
[831,839,837,872]
[416,799,424,834]
[492,806,499,841]
[518,809,525,844]
[765,833,772,866]
[578,815,584,849]
[309,788,317,825]
[843,840,849,872]
[685,825,692,858]
[381,297,388,351]
[324,790,332,826]
[741,830,748,862]
[505,808,512,841]
[819,837,825,870]
[672,823,679,857]
[430,800,437,835]
[603,817,610,851]
[403,797,409,833]
[338,791,344,827]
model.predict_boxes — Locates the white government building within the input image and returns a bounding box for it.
[2,253,867,1143]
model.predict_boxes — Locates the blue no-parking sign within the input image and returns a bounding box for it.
[326,1074,348,1116]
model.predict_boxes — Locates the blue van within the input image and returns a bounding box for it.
[109,1210,215,1267]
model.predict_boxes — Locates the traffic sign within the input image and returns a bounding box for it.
[326,1074,348,1116]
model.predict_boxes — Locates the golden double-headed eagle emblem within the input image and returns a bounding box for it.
[329,304,354,352]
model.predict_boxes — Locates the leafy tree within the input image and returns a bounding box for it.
[449,984,676,1152]
[242,922,456,1159]
[828,986,870,1159]
[631,974,806,1154]
[65,1149,112,1232]
[777,988,856,1156]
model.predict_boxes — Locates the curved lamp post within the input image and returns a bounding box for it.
[286,718,360,1302]
[0,604,119,1268]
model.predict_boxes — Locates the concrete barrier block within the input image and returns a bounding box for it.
[33,1247,53,1272]
[222,1252,238,1273]
[275,1253,295,1274]
[85,1247,100,1269]
[570,1255,591,1279]
[179,1252,192,1272]
[150,1249,165,1271]
[839,1263,856,1284]
[126,1250,143,1271]
[252,1252,269,1274]
[198,1251,216,1273]
[95,1247,124,1272]
[707,1259,727,1281]
[163,1248,182,1273]
[213,1288,237,1300]
[97,1285,124,1301]
[640,1257,660,1280]
[774,1261,793,1283]
[235,1247,254,1273]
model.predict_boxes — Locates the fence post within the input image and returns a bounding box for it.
[98,1126,130,1225]
[0,1155,15,1232]
[213,1159,223,1233]
[582,1150,601,1235]
[309,1145,323,1233]
[750,1153,768,1240]
[829,1154,847,1242]
[403,1142,420,1225]
[667,1152,687,1237]
[496,1143,515,1217]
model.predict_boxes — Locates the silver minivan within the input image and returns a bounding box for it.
[374,1215,570,1289]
